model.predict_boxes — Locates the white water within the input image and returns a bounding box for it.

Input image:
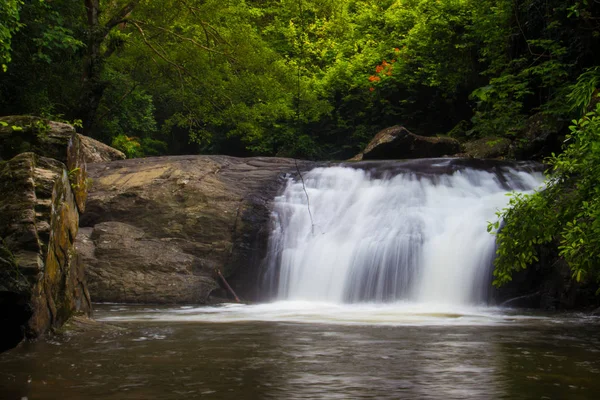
[264,160,544,306]
[97,302,550,327]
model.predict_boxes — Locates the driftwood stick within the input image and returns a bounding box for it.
[216,269,241,303]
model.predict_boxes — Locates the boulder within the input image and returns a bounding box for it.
[78,155,311,304]
[509,113,564,161]
[0,153,91,352]
[79,223,217,303]
[462,137,511,159]
[78,134,125,163]
[0,116,75,163]
[352,126,460,161]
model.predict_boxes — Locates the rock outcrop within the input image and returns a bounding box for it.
[78,134,126,163]
[1,116,76,163]
[0,116,100,352]
[462,137,511,159]
[351,126,460,161]
[509,113,564,160]
[0,116,125,166]
[78,156,311,304]
[0,153,91,352]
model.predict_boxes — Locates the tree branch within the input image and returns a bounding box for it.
[130,21,194,75]
[513,0,549,59]
[105,0,141,31]
[130,19,231,58]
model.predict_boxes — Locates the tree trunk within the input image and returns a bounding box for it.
[79,0,140,136]
[79,0,106,136]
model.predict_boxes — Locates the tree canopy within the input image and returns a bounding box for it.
[1,0,597,159]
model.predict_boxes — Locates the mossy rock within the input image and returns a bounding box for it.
[0,116,74,163]
[447,120,470,140]
[509,113,565,160]
[0,152,91,351]
[0,116,89,212]
[462,137,511,159]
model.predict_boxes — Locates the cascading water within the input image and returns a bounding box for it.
[264,159,544,306]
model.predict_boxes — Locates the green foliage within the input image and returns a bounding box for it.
[0,0,23,72]
[0,0,86,118]
[468,0,595,137]
[490,76,600,287]
[111,134,144,159]
[1,0,600,159]
[29,2,84,63]
[568,67,600,115]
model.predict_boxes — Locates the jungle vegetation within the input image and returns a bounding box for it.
[1,0,600,286]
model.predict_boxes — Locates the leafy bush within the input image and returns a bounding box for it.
[111,134,143,159]
[490,70,600,287]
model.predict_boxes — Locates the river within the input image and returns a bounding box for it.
[3,160,598,399]
[1,303,600,399]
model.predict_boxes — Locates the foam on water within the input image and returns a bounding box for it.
[96,301,549,327]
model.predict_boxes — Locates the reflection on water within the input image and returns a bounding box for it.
[1,303,599,400]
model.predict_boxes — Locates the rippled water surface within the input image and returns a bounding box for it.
[1,303,600,399]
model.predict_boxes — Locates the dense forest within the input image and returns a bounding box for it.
[0,0,598,158]
[1,0,600,286]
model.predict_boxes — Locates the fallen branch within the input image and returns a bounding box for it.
[216,269,241,303]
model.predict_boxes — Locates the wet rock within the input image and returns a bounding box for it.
[78,155,312,304]
[0,153,91,352]
[352,126,460,161]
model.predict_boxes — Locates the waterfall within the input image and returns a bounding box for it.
[264,159,544,306]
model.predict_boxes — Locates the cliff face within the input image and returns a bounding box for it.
[0,116,100,352]
[78,156,311,304]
